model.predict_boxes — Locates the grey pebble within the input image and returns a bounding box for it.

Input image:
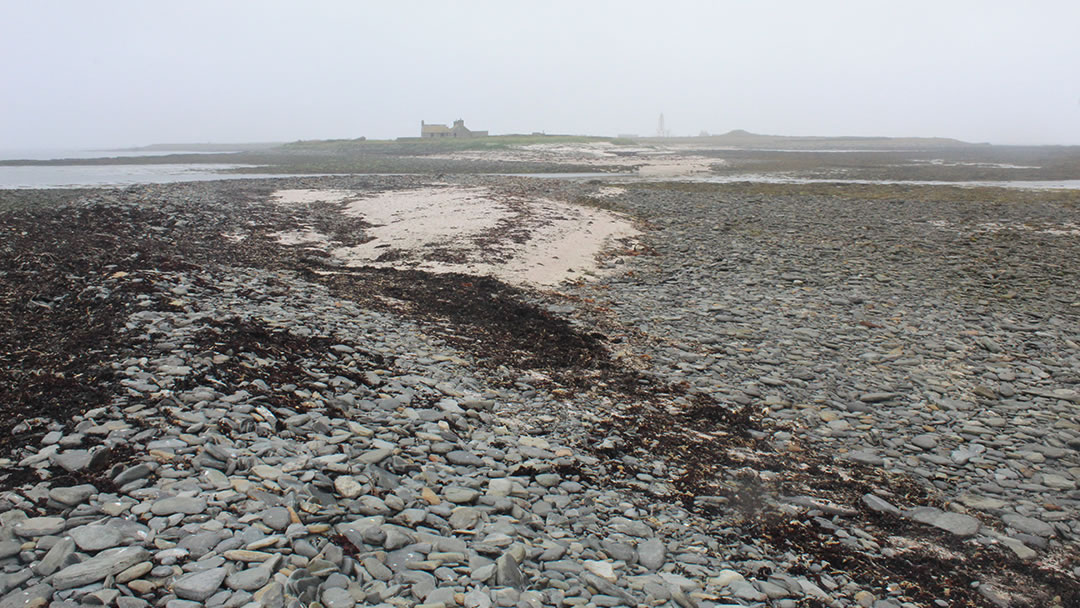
[907,507,981,537]
[172,567,228,602]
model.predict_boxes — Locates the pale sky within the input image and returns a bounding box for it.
[2,0,1078,148]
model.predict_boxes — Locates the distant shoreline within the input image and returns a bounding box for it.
[119,142,283,153]
[3,135,1080,187]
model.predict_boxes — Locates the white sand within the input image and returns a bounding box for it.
[636,156,716,177]
[272,228,331,246]
[505,204,636,285]
[270,186,640,287]
[426,142,720,177]
[928,219,1080,236]
[595,186,627,198]
[340,186,505,250]
[271,189,358,205]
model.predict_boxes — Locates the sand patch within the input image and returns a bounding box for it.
[270,186,640,287]
[595,186,627,198]
[427,142,720,177]
[272,228,331,246]
[340,187,505,249]
[272,189,357,205]
[910,159,1041,169]
[636,156,716,177]
[975,221,1080,236]
[928,219,1080,236]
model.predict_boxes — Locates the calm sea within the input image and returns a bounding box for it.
[3,149,1079,190]
[0,148,240,161]
[0,148,291,189]
[0,164,290,189]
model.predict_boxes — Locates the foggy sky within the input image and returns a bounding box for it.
[2,0,1079,149]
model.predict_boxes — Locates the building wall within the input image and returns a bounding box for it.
[421,123,450,138]
[421,120,486,138]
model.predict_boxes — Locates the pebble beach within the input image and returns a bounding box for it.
[0,167,1078,608]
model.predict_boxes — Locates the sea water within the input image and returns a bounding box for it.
[0,163,289,189]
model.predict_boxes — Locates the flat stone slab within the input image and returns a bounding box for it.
[845,450,884,466]
[53,546,150,589]
[0,583,53,608]
[1022,388,1080,403]
[0,540,21,560]
[859,392,899,403]
[150,496,206,516]
[48,484,97,506]
[861,493,902,516]
[957,494,1007,511]
[1000,514,1055,537]
[13,517,66,537]
[907,507,981,537]
[357,447,393,464]
[173,567,227,601]
[69,524,126,552]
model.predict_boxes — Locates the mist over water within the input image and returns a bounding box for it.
[0,149,236,162]
[2,1,1079,149]
[0,164,275,189]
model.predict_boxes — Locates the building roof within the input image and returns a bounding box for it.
[421,124,450,134]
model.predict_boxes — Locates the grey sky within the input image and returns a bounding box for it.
[2,0,1078,148]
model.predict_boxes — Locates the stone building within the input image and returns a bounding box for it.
[421,119,488,138]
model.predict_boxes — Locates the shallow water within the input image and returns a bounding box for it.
[0,148,238,161]
[4,163,1079,191]
[0,164,295,189]
[499,172,626,179]
[682,174,1080,190]
[503,171,1080,189]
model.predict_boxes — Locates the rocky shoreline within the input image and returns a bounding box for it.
[0,176,1077,608]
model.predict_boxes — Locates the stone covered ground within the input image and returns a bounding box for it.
[0,176,1078,608]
